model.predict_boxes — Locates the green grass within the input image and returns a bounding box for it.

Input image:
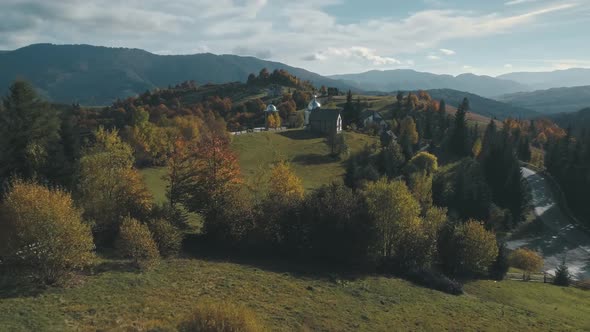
[1,258,588,331]
[140,130,379,200]
[232,129,378,192]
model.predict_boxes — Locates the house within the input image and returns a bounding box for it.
[305,96,342,134]
[362,110,388,129]
[309,109,343,134]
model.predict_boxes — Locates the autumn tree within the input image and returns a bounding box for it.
[0,180,94,284]
[364,179,421,263]
[268,161,304,203]
[116,217,160,270]
[175,134,243,236]
[407,151,438,176]
[408,172,433,212]
[440,220,498,276]
[509,248,544,280]
[78,127,153,243]
[399,116,419,157]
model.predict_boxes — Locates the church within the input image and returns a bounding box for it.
[305,96,342,134]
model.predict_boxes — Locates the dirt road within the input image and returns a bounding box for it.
[506,168,590,280]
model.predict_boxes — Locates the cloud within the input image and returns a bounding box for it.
[427,55,441,60]
[312,47,401,65]
[439,48,455,55]
[505,0,538,6]
[504,64,513,68]
[0,0,582,75]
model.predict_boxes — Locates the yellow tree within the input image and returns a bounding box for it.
[0,180,94,284]
[399,116,419,156]
[472,137,483,158]
[268,161,304,202]
[509,248,544,280]
[364,178,421,259]
[78,127,153,241]
[408,151,438,175]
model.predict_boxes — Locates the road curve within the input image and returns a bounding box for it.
[506,167,590,280]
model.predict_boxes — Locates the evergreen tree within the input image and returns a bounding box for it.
[553,258,571,286]
[449,97,469,157]
[0,81,61,188]
[489,242,510,280]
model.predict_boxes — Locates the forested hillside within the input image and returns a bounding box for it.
[498,86,590,114]
[425,89,538,119]
[0,44,355,105]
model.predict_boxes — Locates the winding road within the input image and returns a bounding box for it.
[506,168,590,280]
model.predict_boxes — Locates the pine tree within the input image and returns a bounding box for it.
[553,258,571,286]
[448,98,470,157]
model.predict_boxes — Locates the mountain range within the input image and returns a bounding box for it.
[497,86,590,114]
[1,43,589,115]
[498,69,590,90]
[330,70,529,98]
[0,44,355,105]
[425,89,539,119]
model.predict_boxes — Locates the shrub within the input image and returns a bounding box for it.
[440,220,498,277]
[553,259,571,287]
[149,219,183,257]
[404,268,464,295]
[116,217,159,270]
[0,180,94,284]
[489,242,510,281]
[509,248,543,280]
[179,301,264,332]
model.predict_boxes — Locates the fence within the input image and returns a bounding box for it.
[231,127,287,135]
[505,271,590,290]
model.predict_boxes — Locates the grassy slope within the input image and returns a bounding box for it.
[232,129,378,191]
[140,130,379,201]
[1,258,588,331]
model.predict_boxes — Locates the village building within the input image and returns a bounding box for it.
[305,96,342,134]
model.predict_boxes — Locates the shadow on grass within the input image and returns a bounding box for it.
[90,260,139,275]
[181,234,365,283]
[291,153,338,166]
[277,130,321,141]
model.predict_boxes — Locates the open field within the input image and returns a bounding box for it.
[140,130,379,200]
[232,129,378,191]
[1,257,588,331]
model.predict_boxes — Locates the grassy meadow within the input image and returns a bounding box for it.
[140,129,380,200]
[1,258,588,331]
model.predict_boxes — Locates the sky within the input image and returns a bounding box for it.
[1,0,589,76]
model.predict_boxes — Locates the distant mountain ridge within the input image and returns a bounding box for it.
[0,43,357,105]
[329,69,530,97]
[498,68,590,90]
[497,86,590,115]
[425,89,539,120]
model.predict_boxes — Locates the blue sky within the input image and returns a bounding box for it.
[1,0,588,76]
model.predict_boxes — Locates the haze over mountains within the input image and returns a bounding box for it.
[498,86,590,115]
[1,43,590,116]
[330,70,529,98]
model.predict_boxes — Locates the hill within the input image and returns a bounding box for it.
[550,107,590,133]
[329,69,529,97]
[426,89,539,119]
[498,68,590,90]
[0,44,356,105]
[497,86,590,115]
[1,257,589,331]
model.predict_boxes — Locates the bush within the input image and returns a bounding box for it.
[179,301,264,332]
[509,248,543,280]
[404,268,464,295]
[149,219,183,257]
[489,242,510,280]
[0,180,94,284]
[116,217,159,270]
[439,220,498,277]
